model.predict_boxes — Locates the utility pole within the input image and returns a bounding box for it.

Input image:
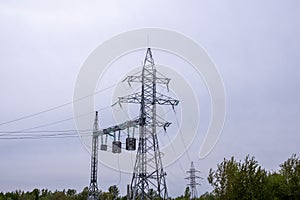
[118,48,179,199]
[185,162,202,200]
[87,111,100,200]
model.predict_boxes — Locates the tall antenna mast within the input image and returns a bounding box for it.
[185,162,202,199]
[118,48,179,199]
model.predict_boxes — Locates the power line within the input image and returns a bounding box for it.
[164,131,187,175]
[0,130,94,140]
[0,83,119,127]
[0,132,87,137]
[0,129,92,134]
[173,109,193,163]
[116,154,122,186]
[0,134,92,140]
[0,105,112,136]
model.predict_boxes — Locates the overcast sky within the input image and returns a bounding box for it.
[0,0,299,197]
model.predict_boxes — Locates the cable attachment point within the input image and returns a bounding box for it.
[163,122,171,132]
[166,83,170,92]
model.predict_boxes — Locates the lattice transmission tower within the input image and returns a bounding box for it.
[185,162,202,200]
[118,48,179,199]
[86,48,178,200]
[87,111,100,200]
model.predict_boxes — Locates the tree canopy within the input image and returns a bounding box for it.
[0,154,299,200]
[207,154,300,200]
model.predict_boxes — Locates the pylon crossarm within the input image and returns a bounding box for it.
[187,183,201,186]
[155,121,171,132]
[117,93,141,104]
[96,118,141,137]
[155,93,179,106]
[124,74,169,85]
[186,169,201,173]
[156,77,170,85]
[124,75,142,83]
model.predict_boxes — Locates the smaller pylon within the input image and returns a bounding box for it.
[87,112,100,200]
[185,162,202,199]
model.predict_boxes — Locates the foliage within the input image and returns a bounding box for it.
[278,153,300,199]
[198,192,215,200]
[208,154,300,200]
[208,155,267,199]
[0,154,299,200]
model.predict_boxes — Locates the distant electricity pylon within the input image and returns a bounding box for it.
[185,162,202,200]
[87,48,179,200]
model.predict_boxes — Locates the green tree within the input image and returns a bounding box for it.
[208,157,239,199]
[108,185,120,199]
[199,192,216,200]
[77,187,88,200]
[0,192,4,200]
[31,188,40,200]
[208,155,267,200]
[264,172,287,199]
[183,187,190,200]
[279,153,300,199]
[51,190,68,200]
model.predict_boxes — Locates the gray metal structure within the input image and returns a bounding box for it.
[185,162,202,200]
[87,113,141,200]
[87,111,100,200]
[87,48,178,200]
[118,48,179,199]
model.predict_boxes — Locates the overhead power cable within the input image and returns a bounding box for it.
[173,109,192,163]
[0,129,92,134]
[0,83,119,127]
[0,134,92,140]
[0,104,112,136]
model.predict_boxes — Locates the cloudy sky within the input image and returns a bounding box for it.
[0,0,299,197]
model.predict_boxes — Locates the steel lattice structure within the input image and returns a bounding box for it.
[87,48,178,200]
[87,111,100,200]
[118,48,179,199]
[87,113,142,200]
[185,162,202,200]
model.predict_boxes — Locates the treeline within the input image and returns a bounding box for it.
[0,186,124,200]
[1,154,299,200]
[202,153,300,200]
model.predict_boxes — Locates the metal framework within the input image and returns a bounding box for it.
[87,114,142,200]
[185,162,202,200]
[118,48,179,199]
[87,48,178,200]
[87,111,100,200]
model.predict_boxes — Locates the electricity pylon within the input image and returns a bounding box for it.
[87,111,100,200]
[118,48,179,199]
[185,162,202,200]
